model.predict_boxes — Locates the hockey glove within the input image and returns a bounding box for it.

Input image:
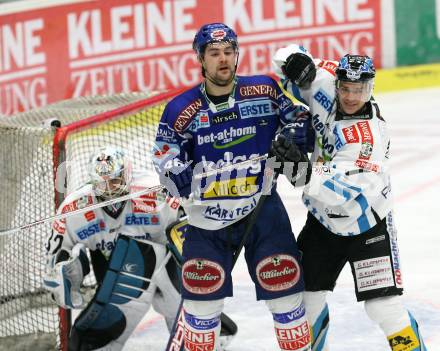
[43,243,90,309]
[271,133,302,163]
[283,52,317,89]
[164,162,193,198]
[283,107,315,154]
[270,133,312,187]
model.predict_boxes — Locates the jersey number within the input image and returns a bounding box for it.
[45,231,63,254]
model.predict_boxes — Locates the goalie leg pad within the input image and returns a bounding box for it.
[266,293,312,351]
[69,235,167,351]
[152,256,181,331]
[69,303,126,351]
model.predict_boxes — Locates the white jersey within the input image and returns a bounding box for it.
[274,52,393,236]
[46,174,180,259]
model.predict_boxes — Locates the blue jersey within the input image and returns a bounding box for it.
[153,75,301,229]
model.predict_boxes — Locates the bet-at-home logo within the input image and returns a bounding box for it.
[197,126,256,149]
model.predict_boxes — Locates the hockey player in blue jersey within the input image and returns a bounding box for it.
[153,23,312,351]
[272,45,427,350]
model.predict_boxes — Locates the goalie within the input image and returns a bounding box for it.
[43,146,236,350]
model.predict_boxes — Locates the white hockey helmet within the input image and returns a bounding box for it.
[88,146,132,200]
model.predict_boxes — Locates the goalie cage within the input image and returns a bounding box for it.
[0,89,182,351]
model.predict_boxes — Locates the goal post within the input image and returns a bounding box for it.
[0,89,182,350]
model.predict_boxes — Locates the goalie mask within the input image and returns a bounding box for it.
[89,146,132,200]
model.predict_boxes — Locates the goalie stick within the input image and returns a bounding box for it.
[193,154,268,179]
[2,154,332,238]
[0,184,165,237]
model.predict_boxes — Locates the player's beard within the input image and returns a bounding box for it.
[205,65,236,87]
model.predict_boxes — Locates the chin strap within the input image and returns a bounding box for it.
[335,100,373,121]
[200,78,237,113]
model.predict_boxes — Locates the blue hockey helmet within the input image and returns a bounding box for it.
[335,54,376,102]
[336,54,376,82]
[192,23,238,57]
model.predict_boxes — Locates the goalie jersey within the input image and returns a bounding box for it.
[277,57,393,236]
[153,75,304,230]
[46,174,180,259]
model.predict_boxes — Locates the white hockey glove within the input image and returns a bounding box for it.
[43,243,90,309]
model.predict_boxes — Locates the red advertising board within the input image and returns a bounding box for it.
[0,0,382,115]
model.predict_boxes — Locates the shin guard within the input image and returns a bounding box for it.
[266,294,311,351]
[183,299,223,351]
[364,296,427,351]
[303,291,329,351]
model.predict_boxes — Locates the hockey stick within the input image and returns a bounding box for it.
[165,168,276,351]
[0,155,269,238]
[0,184,165,237]
[2,154,325,239]
[193,154,268,180]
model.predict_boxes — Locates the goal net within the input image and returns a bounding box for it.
[0,89,181,350]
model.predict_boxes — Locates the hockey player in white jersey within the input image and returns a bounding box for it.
[272,46,427,350]
[43,146,236,350]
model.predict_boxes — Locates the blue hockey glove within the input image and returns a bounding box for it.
[284,107,315,154]
[270,133,303,164]
[270,132,312,187]
[165,163,193,198]
[283,52,316,89]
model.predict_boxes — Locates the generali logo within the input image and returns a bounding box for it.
[174,99,202,132]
